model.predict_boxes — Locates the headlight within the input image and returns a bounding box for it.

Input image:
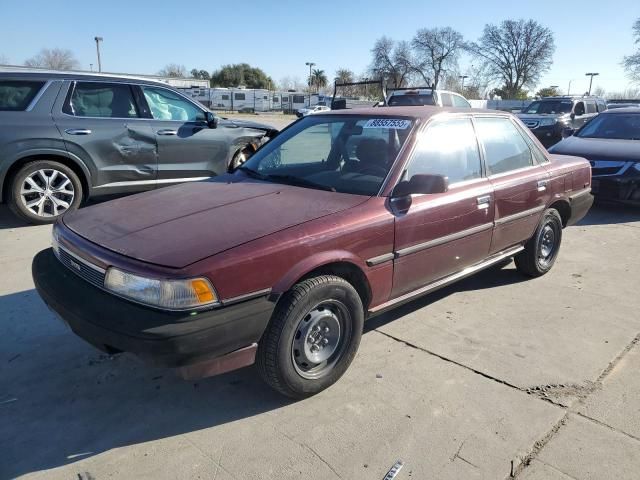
[634,163,640,172]
[52,225,61,257]
[538,118,556,126]
[104,268,218,310]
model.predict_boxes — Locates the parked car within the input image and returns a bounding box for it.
[549,107,640,205]
[33,106,593,398]
[517,95,607,148]
[296,104,331,118]
[0,71,278,224]
[386,87,471,108]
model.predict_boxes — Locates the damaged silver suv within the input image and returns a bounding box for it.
[0,71,277,224]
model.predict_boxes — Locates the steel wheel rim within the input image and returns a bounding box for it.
[20,169,74,218]
[291,300,351,380]
[538,223,558,267]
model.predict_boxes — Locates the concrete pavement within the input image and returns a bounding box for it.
[1,202,639,479]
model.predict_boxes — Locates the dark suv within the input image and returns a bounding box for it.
[0,71,277,223]
[517,95,607,148]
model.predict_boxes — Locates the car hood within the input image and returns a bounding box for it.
[218,117,277,133]
[64,180,368,268]
[549,136,640,161]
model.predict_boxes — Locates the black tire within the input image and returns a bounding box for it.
[256,275,364,399]
[515,208,563,277]
[8,160,83,225]
[229,146,253,171]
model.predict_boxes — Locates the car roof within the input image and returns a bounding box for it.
[602,107,640,113]
[0,69,171,87]
[322,105,504,119]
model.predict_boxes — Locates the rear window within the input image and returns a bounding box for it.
[0,80,45,111]
[388,94,435,106]
[64,82,139,118]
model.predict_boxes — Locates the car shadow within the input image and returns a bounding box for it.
[0,289,292,479]
[365,261,526,332]
[0,205,30,229]
[577,201,640,226]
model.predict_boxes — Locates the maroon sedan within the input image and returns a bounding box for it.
[33,106,593,398]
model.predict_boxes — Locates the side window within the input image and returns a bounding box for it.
[64,82,139,118]
[475,117,533,175]
[439,92,453,107]
[0,80,45,111]
[452,94,471,108]
[234,93,246,101]
[406,118,482,184]
[596,100,607,112]
[574,101,585,116]
[585,100,597,114]
[141,86,205,122]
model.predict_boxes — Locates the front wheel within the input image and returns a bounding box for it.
[515,208,563,277]
[256,275,364,399]
[8,160,83,224]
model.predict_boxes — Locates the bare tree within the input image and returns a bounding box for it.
[623,18,640,83]
[606,87,640,100]
[370,37,414,88]
[24,48,79,70]
[592,86,606,97]
[158,64,186,78]
[467,19,555,99]
[412,27,464,88]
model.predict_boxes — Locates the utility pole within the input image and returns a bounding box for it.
[567,79,573,95]
[305,61,315,107]
[94,36,103,73]
[585,72,599,95]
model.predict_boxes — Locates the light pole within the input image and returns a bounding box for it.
[567,79,574,95]
[585,72,599,95]
[94,36,103,73]
[305,61,315,107]
[459,75,469,93]
[89,63,93,72]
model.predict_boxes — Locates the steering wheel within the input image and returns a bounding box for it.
[356,165,388,177]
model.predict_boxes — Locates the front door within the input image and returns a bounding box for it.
[391,117,495,298]
[474,116,552,254]
[53,81,157,191]
[138,85,228,182]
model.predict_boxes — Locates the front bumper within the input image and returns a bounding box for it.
[591,175,640,204]
[32,248,275,369]
[528,124,563,148]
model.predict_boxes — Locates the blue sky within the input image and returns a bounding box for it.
[1,0,638,94]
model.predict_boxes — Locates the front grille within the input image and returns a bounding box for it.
[590,160,628,177]
[524,120,539,129]
[56,246,105,289]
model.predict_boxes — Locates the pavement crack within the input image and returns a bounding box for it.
[277,428,343,479]
[183,437,239,480]
[450,441,479,469]
[595,333,640,384]
[574,412,640,443]
[537,459,581,480]
[374,329,524,393]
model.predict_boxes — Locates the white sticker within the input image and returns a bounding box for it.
[363,118,411,129]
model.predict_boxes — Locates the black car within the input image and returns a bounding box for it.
[517,95,607,148]
[549,107,640,204]
[0,71,278,224]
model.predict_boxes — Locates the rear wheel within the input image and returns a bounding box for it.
[8,160,83,225]
[256,275,364,399]
[515,208,563,277]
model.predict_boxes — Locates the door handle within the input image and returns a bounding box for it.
[476,195,491,209]
[65,128,92,135]
[537,179,548,192]
[157,129,178,136]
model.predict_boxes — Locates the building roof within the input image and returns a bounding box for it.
[322,105,504,119]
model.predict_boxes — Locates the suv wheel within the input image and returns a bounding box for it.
[8,160,83,224]
[256,275,364,399]
[515,208,563,277]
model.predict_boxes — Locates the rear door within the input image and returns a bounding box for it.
[52,81,157,192]
[474,116,551,254]
[137,85,228,182]
[391,116,494,297]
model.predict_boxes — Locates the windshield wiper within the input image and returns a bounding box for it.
[237,166,269,180]
[265,174,336,192]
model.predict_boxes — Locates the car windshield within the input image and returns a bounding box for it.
[388,94,435,106]
[523,100,573,114]
[239,115,414,196]
[576,113,640,140]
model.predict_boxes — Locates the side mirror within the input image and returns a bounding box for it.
[570,112,576,120]
[392,174,449,198]
[561,127,575,138]
[205,111,219,129]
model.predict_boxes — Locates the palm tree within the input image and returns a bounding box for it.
[311,69,328,93]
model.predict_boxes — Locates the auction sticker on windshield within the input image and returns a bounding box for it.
[363,119,411,129]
